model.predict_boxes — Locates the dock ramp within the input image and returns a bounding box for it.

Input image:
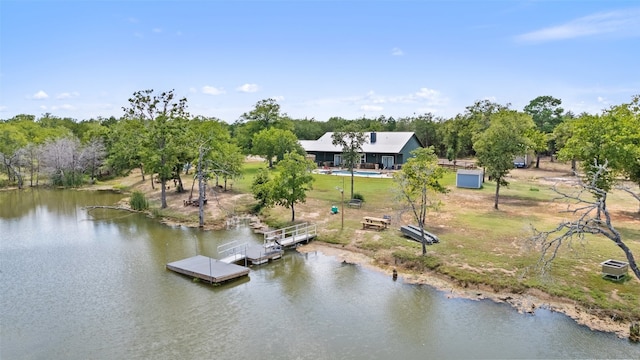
[264,222,317,248]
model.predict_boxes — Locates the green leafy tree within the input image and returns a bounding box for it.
[272,152,316,222]
[464,100,511,156]
[558,113,621,195]
[393,147,448,255]
[524,95,564,134]
[473,110,534,210]
[524,96,564,167]
[412,113,445,155]
[0,122,28,188]
[607,95,640,189]
[252,128,303,168]
[234,98,293,153]
[331,126,368,199]
[559,95,640,212]
[251,168,275,211]
[552,114,577,170]
[210,141,244,191]
[105,118,147,178]
[123,89,189,209]
[291,117,325,140]
[441,115,465,165]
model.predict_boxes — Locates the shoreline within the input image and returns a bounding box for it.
[296,242,632,339]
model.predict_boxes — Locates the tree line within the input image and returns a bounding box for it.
[1,92,638,209]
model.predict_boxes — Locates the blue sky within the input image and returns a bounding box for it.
[1,0,639,123]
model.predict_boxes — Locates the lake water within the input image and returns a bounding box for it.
[1,190,638,359]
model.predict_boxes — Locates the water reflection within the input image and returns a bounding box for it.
[1,190,638,359]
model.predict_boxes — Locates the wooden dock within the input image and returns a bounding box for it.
[217,241,284,266]
[166,255,250,284]
[168,223,316,285]
[264,222,317,248]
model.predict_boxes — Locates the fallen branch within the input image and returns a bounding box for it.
[83,205,140,213]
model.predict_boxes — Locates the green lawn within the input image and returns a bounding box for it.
[235,160,640,322]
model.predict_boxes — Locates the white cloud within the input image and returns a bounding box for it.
[360,105,384,112]
[391,47,404,56]
[597,96,610,105]
[236,83,259,93]
[52,104,75,111]
[387,88,447,106]
[56,91,79,99]
[202,85,225,95]
[152,28,162,33]
[0,105,7,112]
[516,8,640,43]
[31,90,49,100]
[271,95,285,101]
[414,88,439,100]
[305,88,447,112]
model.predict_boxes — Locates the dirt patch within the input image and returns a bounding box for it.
[99,169,252,230]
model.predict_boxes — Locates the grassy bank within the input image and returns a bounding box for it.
[236,160,640,323]
[88,158,639,327]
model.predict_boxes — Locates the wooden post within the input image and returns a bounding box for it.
[341,177,345,229]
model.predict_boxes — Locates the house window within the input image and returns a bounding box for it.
[360,153,365,164]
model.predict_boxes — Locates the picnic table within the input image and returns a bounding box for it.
[361,216,390,230]
[184,198,207,207]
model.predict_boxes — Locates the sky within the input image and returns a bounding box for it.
[1,0,639,123]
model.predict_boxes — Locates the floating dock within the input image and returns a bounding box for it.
[166,255,250,284]
[167,223,316,284]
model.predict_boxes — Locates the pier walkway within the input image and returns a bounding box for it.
[264,222,317,248]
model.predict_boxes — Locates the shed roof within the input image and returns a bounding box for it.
[299,132,417,153]
[456,169,483,175]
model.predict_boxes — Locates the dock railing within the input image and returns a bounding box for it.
[217,241,248,265]
[264,222,317,247]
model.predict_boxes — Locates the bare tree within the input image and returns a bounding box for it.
[40,137,83,186]
[617,185,640,214]
[531,161,640,280]
[80,138,106,184]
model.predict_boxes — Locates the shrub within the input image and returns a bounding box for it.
[352,192,365,202]
[129,191,149,211]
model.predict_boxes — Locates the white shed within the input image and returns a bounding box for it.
[456,169,483,189]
